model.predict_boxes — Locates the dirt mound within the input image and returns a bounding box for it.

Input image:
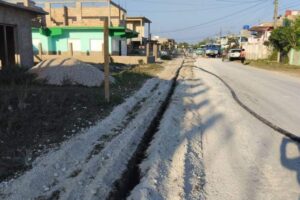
[30,58,106,87]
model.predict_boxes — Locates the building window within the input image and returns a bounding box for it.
[32,39,41,53]
[90,39,103,52]
[68,39,81,52]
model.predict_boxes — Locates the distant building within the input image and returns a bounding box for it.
[126,16,151,50]
[241,22,275,60]
[218,34,240,49]
[285,10,300,21]
[248,22,274,44]
[31,0,138,56]
[240,10,300,60]
[0,0,46,68]
[153,36,176,51]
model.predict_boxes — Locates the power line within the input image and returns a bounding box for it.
[173,1,272,42]
[153,1,267,34]
[175,0,300,43]
[128,3,260,13]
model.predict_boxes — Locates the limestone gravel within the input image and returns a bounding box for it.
[30,58,107,87]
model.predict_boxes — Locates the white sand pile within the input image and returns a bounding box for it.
[30,58,112,87]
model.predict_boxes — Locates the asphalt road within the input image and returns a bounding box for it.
[194,57,300,200]
[197,57,300,136]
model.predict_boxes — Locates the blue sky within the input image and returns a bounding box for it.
[7,0,300,43]
[119,0,300,43]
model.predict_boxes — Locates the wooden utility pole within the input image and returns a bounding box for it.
[68,42,73,56]
[38,43,43,57]
[108,0,111,26]
[274,0,279,28]
[103,17,110,102]
[153,43,158,61]
[274,0,280,62]
[146,42,150,57]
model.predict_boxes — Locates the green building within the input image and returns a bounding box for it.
[32,26,138,56]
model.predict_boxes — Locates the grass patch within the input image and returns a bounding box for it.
[0,63,164,181]
[248,59,300,77]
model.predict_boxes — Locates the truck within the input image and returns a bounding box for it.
[205,44,221,57]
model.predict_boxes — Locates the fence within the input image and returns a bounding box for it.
[288,49,300,66]
[243,43,272,60]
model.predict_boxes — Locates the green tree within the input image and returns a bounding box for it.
[193,38,215,49]
[177,42,190,49]
[227,37,239,49]
[269,17,300,61]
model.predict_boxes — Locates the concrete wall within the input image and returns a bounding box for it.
[0,5,36,68]
[243,43,272,60]
[43,2,126,27]
[288,49,300,66]
[127,20,145,40]
[111,56,154,64]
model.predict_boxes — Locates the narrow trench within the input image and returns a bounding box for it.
[107,59,186,200]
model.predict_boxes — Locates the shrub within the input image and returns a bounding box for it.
[0,66,39,85]
[138,59,145,65]
[269,50,279,61]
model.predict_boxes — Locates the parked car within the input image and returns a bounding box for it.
[195,48,205,56]
[160,50,169,56]
[160,50,172,60]
[228,49,242,61]
[129,49,146,56]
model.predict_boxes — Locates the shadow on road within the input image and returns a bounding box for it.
[280,138,300,185]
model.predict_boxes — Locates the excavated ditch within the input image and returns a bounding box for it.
[107,59,186,200]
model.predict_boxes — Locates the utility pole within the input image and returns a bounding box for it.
[108,0,111,26]
[103,17,110,102]
[274,0,279,28]
[273,0,280,62]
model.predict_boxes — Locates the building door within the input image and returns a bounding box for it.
[0,25,6,68]
[6,26,16,66]
[0,24,16,69]
[119,40,122,56]
[121,40,127,56]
